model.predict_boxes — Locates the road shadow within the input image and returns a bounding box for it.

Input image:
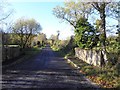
[2,46,102,89]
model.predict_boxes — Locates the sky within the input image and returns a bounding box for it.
[6,1,74,40]
[1,0,118,39]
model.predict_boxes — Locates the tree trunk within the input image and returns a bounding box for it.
[99,3,107,67]
[100,9,106,52]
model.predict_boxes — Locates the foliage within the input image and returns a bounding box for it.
[105,35,120,67]
[91,2,108,51]
[74,17,99,49]
[91,2,119,51]
[49,34,58,46]
[52,1,120,88]
[63,37,76,57]
[51,40,61,51]
[53,1,92,29]
[70,58,120,88]
[116,25,120,43]
[33,33,47,47]
[106,2,119,20]
[50,35,76,58]
[53,0,118,51]
[12,18,42,48]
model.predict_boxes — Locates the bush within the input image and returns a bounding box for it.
[74,17,98,49]
[114,63,120,75]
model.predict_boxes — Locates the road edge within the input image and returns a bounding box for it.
[65,57,101,89]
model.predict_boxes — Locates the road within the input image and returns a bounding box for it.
[2,46,100,89]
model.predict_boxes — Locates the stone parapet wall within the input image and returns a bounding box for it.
[2,47,21,61]
[75,48,107,67]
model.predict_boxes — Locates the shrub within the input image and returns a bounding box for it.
[114,63,120,75]
[74,17,99,49]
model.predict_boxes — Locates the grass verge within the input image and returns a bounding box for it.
[50,45,120,88]
[66,57,120,89]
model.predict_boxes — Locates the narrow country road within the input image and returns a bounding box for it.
[2,46,100,89]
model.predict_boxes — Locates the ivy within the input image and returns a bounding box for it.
[75,17,99,49]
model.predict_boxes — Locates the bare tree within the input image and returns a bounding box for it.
[53,1,92,29]
[13,18,42,48]
[0,0,13,22]
[91,1,119,51]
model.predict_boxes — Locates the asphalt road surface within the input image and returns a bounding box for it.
[2,46,100,89]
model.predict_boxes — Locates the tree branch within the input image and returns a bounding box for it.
[64,17,76,29]
[0,11,13,21]
[92,3,100,12]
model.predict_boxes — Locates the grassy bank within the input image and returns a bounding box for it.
[66,57,120,89]
[51,42,120,88]
[51,44,75,58]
